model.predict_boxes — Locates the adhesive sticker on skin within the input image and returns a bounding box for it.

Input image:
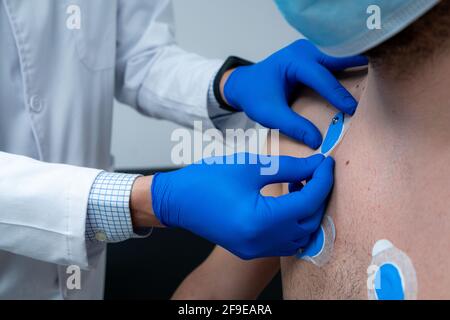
[375,263,405,300]
[368,239,418,300]
[297,215,336,267]
[295,113,352,266]
[317,112,353,157]
[321,112,344,154]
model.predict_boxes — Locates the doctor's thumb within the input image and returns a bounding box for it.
[259,154,325,186]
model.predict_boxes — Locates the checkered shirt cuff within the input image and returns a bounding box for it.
[86,171,147,243]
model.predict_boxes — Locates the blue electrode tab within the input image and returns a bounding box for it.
[368,239,417,300]
[375,263,405,300]
[298,226,325,259]
[295,112,347,266]
[297,215,335,267]
[321,112,345,155]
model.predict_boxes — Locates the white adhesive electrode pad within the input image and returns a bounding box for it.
[317,112,353,157]
[297,215,336,267]
[367,240,418,300]
[295,112,352,265]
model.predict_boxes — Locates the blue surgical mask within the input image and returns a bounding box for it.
[274,0,439,57]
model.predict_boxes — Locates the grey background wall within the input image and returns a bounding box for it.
[107,0,298,299]
[111,0,300,169]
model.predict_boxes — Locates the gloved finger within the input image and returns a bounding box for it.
[278,245,301,257]
[263,106,323,149]
[292,235,311,248]
[297,203,326,231]
[297,64,359,115]
[319,54,369,72]
[273,157,335,219]
[289,175,315,198]
[278,249,299,257]
[288,180,304,193]
[283,241,303,253]
[293,205,325,249]
[259,154,324,187]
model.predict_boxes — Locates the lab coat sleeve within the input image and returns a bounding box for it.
[0,152,102,268]
[114,0,225,129]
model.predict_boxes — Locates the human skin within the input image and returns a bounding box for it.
[174,52,450,299]
[129,70,240,230]
[171,140,282,300]
[280,70,370,299]
[172,242,280,300]
[130,175,166,228]
[172,71,365,300]
[282,49,450,299]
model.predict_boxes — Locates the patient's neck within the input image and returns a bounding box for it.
[358,53,450,147]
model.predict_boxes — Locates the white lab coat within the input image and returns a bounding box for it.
[0,0,241,299]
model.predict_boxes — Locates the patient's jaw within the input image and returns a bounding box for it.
[279,54,450,299]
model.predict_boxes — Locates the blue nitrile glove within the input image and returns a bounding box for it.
[151,154,335,259]
[223,39,368,149]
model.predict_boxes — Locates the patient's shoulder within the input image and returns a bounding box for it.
[280,68,367,157]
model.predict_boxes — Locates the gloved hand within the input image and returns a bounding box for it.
[223,39,368,149]
[151,154,335,259]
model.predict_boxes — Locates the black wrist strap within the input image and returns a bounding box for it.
[213,56,254,112]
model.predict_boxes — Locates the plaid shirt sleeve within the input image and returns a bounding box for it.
[86,171,151,243]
